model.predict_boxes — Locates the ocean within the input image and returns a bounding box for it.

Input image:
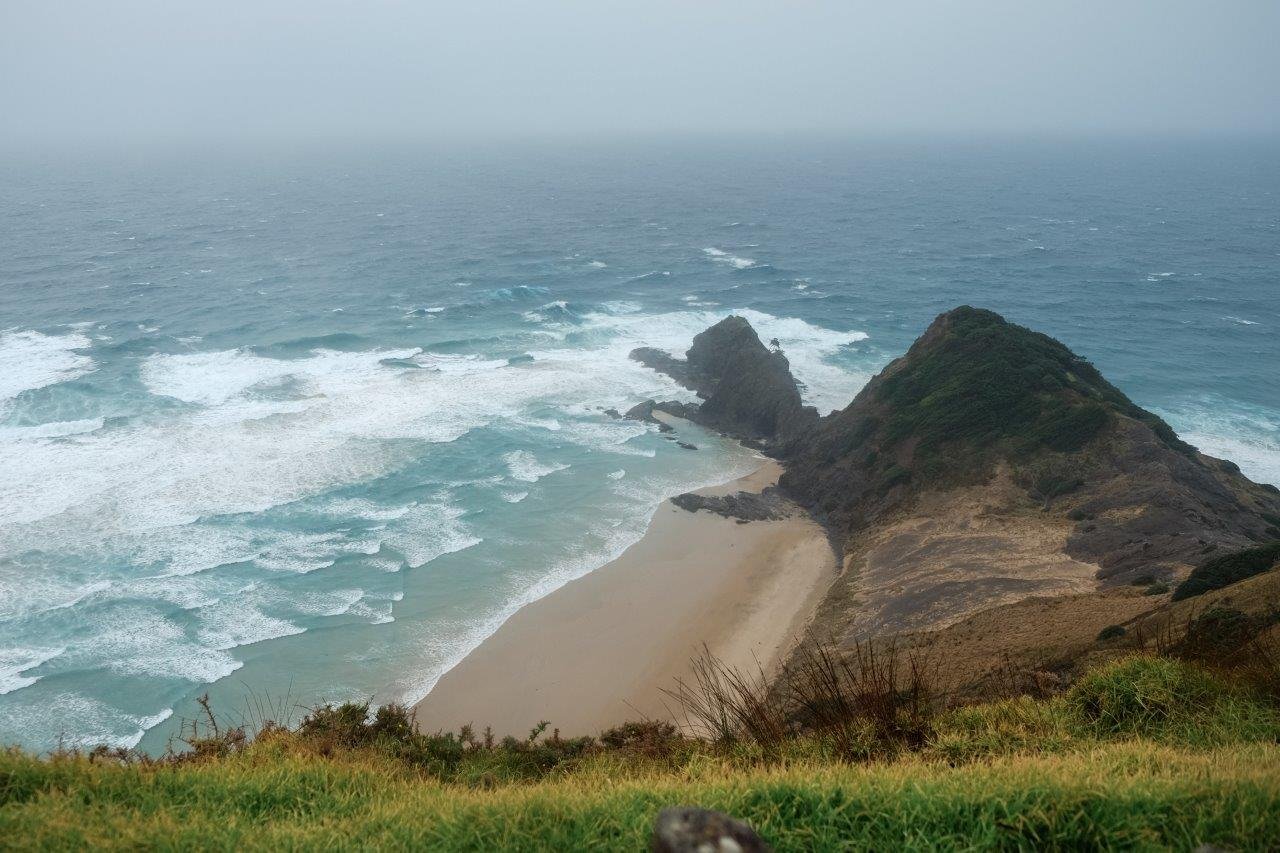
[1,137,1277,753]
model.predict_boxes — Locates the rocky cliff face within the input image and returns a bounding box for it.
[630,316,818,448]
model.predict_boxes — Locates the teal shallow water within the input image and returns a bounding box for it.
[0,138,1276,752]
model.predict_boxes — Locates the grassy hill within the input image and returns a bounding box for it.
[3,656,1278,851]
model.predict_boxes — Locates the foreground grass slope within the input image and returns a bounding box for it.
[3,657,1279,851]
[4,743,1277,850]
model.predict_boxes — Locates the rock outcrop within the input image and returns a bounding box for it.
[630,316,818,450]
[670,487,795,522]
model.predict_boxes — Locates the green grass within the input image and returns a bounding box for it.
[2,657,1278,851]
[2,744,1276,851]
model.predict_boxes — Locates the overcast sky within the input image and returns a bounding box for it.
[2,1,1278,147]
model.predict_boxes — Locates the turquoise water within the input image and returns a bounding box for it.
[1,138,1277,752]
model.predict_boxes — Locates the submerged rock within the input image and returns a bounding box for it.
[651,806,771,853]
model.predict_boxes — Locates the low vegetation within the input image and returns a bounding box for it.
[3,649,1279,850]
[1172,541,1280,601]
[875,307,1191,475]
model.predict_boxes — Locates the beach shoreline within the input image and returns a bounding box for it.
[412,459,836,737]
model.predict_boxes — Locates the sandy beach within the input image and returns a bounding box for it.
[413,459,836,737]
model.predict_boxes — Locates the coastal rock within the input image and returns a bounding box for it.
[624,400,675,432]
[672,488,794,522]
[630,347,696,391]
[651,806,771,853]
[629,316,819,450]
[625,399,703,433]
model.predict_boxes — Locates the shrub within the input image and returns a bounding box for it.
[1068,656,1222,736]
[1017,458,1085,510]
[1144,582,1169,596]
[1172,607,1257,662]
[1096,625,1126,642]
[1172,542,1280,601]
[783,641,938,758]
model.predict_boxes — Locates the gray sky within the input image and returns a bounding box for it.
[2,0,1278,146]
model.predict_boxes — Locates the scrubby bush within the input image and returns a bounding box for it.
[1096,625,1126,642]
[1172,541,1280,601]
[1017,458,1085,510]
[1171,607,1258,662]
[873,308,1190,475]
[1068,656,1222,736]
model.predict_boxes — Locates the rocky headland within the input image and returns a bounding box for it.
[632,308,1280,690]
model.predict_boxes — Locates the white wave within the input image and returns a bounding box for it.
[600,301,641,314]
[0,418,104,441]
[0,346,516,530]
[501,491,529,503]
[504,450,569,483]
[1184,431,1280,486]
[91,606,243,683]
[292,588,366,618]
[0,692,174,751]
[1155,399,1280,486]
[381,501,482,568]
[0,329,95,404]
[1223,316,1260,326]
[0,646,65,695]
[254,531,351,574]
[318,497,412,522]
[195,600,305,650]
[587,260,608,268]
[347,593,400,625]
[703,247,756,269]
[607,469,626,480]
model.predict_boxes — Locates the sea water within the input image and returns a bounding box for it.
[1,138,1277,752]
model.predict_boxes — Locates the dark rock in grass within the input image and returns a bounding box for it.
[651,806,771,853]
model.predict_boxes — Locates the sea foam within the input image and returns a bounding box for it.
[0,329,95,404]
